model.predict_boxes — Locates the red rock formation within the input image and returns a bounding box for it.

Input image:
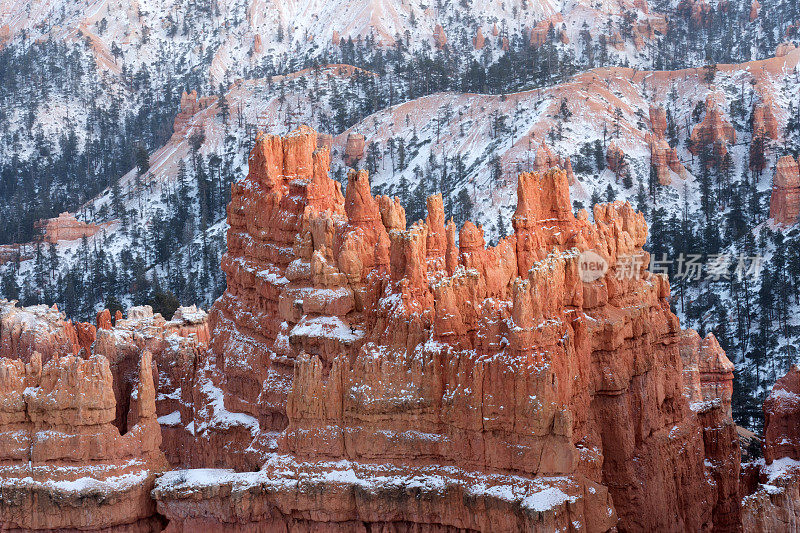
[769,155,800,225]
[34,212,107,243]
[0,303,81,362]
[753,101,779,141]
[750,0,761,22]
[606,142,627,180]
[647,106,686,184]
[763,366,800,463]
[648,133,687,185]
[317,132,333,150]
[680,330,735,417]
[0,317,168,530]
[155,127,740,531]
[609,31,625,51]
[433,24,447,48]
[678,0,712,27]
[473,27,485,49]
[532,141,575,184]
[0,24,10,46]
[633,31,645,50]
[0,244,32,264]
[9,128,746,531]
[529,15,563,47]
[741,367,800,530]
[172,90,216,137]
[650,105,668,137]
[344,132,366,167]
[690,95,736,155]
[253,33,262,54]
[97,308,113,330]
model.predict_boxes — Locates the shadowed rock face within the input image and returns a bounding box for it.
[741,366,800,531]
[0,127,746,532]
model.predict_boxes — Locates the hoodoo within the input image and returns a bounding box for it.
[152,127,738,531]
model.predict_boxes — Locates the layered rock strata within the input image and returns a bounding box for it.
[158,127,740,532]
[0,331,168,530]
[0,299,211,529]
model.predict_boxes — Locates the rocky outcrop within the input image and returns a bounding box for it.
[769,155,800,225]
[648,134,687,185]
[753,102,779,141]
[741,366,800,531]
[648,106,686,185]
[5,128,747,531]
[763,366,800,464]
[473,27,485,49]
[0,306,168,530]
[155,127,739,532]
[343,132,366,167]
[750,0,761,22]
[0,303,84,362]
[34,212,108,243]
[606,142,628,180]
[678,0,712,27]
[750,101,779,173]
[172,90,216,137]
[433,24,447,48]
[532,141,575,184]
[680,330,735,417]
[529,15,563,47]
[650,105,667,136]
[92,304,211,467]
[0,24,10,48]
[690,95,736,157]
[0,244,32,264]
